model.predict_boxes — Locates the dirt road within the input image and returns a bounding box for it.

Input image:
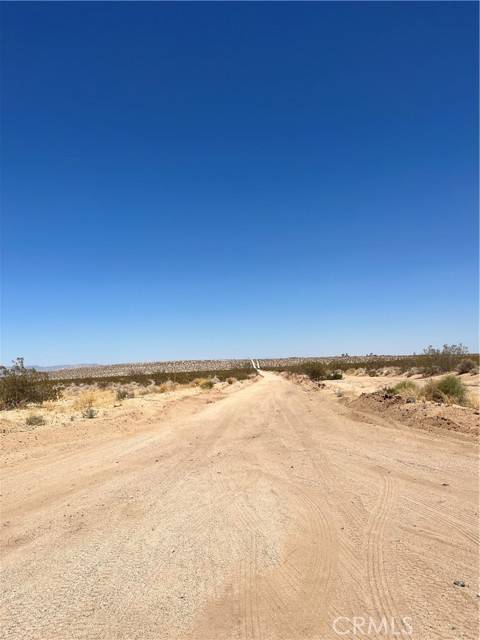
[1,373,478,639]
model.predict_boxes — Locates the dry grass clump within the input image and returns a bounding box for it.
[390,380,420,398]
[116,387,135,400]
[82,407,98,419]
[25,414,46,427]
[73,391,98,411]
[136,386,152,396]
[192,378,215,390]
[157,381,177,393]
[73,388,115,411]
[192,378,207,387]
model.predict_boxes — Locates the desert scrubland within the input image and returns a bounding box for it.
[1,358,479,639]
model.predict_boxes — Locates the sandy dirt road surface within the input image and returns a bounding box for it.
[1,372,478,639]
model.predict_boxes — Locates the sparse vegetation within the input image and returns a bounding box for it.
[302,363,327,381]
[326,371,343,380]
[74,392,98,412]
[264,345,477,379]
[421,375,468,406]
[82,407,98,419]
[274,362,343,382]
[387,380,419,398]
[199,379,214,390]
[116,388,134,401]
[226,377,237,384]
[0,358,62,409]
[456,359,477,374]
[25,414,46,427]
[435,375,468,405]
[56,367,255,388]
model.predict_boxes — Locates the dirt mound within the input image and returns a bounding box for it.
[350,390,479,438]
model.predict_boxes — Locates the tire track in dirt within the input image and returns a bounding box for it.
[366,473,400,621]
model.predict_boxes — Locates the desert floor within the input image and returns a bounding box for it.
[1,372,478,639]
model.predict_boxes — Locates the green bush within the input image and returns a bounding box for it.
[436,375,468,405]
[199,379,214,390]
[0,359,61,409]
[422,375,468,406]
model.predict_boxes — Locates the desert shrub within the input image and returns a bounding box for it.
[406,367,422,377]
[82,407,98,419]
[422,344,470,374]
[326,371,343,380]
[301,363,327,381]
[368,370,378,377]
[199,379,214,390]
[74,392,97,412]
[116,387,134,400]
[422,375,468,406]
[456,359,477,374]
[56,367,255,388]
[226,377,236,384]
[421,364,442,377]
[421,380,447,403]
[436,375,468,405]
[25,414,46,426]
[261,344,476,378]
[0,358,61,409]
[391,380,419,397]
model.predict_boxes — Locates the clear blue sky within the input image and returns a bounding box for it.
[1,2,478,365]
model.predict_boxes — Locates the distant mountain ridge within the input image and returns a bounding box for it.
[28,364,101,372]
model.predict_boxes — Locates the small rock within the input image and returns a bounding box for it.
[405,396,416,403]
[453,580,466,587]
[442,483,449,486]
